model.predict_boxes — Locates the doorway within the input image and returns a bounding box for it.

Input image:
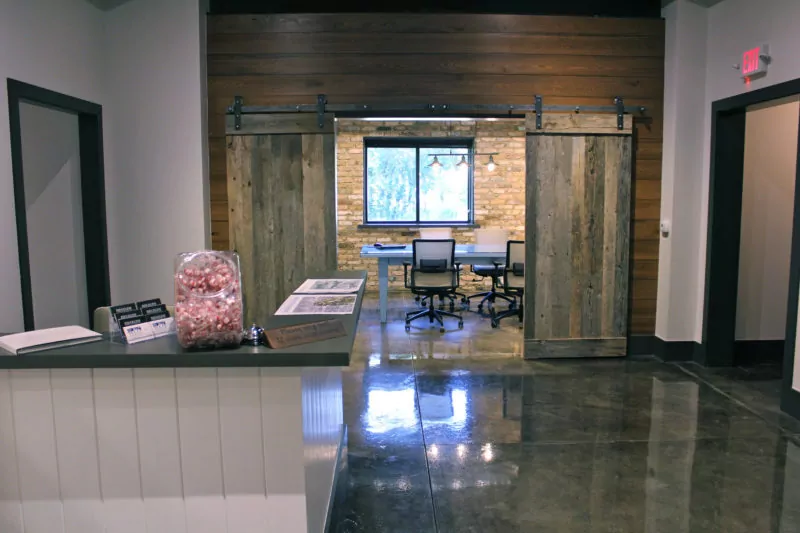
[702,77,800,417]
[7,79,110,331]
[734,97,799,366]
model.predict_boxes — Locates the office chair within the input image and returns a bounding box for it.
[491,240,525,328]
[403,239,464,332]
[416,227,465,310]
[419,228,453,239]
[465,228,516,313]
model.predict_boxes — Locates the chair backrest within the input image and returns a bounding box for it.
[419,227,453,240]
[505,240,525,290]
[475,228,508,246]
[411,239,457,289]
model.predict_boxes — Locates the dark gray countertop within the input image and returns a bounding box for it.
[0,270,366,369]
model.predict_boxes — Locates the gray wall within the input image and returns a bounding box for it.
[20,103,89,328]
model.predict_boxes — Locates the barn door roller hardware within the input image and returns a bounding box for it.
[534,95,543,130]
[317,94,327,129]
[227,96,243,131]
[227,96,646,128]
[533,95,633,130]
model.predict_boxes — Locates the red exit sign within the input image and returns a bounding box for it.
[741,45,770,80]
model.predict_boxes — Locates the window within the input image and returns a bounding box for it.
[363,138,473,225]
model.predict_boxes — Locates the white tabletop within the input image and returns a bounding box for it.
[360,244,506,258]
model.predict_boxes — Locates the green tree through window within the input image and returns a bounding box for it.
[364,139,472,224]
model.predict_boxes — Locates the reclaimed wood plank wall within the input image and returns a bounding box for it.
[226,114,336,322]
[525,115,632,358]
[206,13,664,334]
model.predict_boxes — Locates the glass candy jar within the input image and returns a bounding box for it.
[174,250,244,349]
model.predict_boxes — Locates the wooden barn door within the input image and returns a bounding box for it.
[524,114,633,359]
[226,113,337,324]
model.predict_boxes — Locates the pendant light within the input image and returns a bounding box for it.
[456,154,469,168]
[486,154,497,172]
[428,155,442,169]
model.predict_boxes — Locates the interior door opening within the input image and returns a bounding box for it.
[703,77,800,417]
[19,103,89,328]
[8,79,110,331]
[734,97,800,369]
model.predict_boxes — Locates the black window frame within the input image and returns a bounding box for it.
[362,137,475,226]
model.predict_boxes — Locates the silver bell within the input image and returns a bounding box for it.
[242,323,265,346]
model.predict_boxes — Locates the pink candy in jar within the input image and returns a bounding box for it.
[174,251,243,349]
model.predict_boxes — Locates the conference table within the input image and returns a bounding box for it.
[360,244,507,323]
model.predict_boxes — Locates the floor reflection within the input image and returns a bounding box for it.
[334,296,800,533]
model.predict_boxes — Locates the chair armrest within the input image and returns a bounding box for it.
[454,262,462,282]
[492,260,503,268]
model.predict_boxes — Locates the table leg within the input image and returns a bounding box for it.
[379,259,388,323]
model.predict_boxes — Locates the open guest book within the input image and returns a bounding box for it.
[0,326,102,355]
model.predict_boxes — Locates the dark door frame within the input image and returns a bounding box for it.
[7,79,110,331]
[701,77,800,417]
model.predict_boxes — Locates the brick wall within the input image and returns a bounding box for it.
[336,118,526,292]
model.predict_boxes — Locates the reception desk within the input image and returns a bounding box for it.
[0,271,365,533]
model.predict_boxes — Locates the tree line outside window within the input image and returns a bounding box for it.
[363,137,474,225]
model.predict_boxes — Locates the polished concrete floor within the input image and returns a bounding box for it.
[332,293,800,532]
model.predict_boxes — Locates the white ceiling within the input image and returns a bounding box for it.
[84,0,134,11]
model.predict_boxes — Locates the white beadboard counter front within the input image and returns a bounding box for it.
[0,271,366,533]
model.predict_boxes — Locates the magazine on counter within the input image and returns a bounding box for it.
[0,326,102,355]
[275,294,358,315]
[294,278,364,294]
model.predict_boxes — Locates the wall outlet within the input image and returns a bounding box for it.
[660,220,671,238]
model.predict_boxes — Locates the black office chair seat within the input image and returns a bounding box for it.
[473,264,502,275]
[465,262,515,312]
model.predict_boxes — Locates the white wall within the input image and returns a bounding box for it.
[661,0,800,390]
[103,0,210,305]
[0,0,105,333]
[736,98,799,341]
[698,0,800,346]
[104,0,209,302]
[0,0,209,332]
[20,103,89,329]
[656,0,708,341]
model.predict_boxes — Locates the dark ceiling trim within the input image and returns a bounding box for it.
[208,0,663,18]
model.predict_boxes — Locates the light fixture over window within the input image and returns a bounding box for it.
[426,151,500,172]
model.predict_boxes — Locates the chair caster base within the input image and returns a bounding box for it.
[491,321,499,328]
[439,327,445,333]
[458,320,464,329]
[404,324,411,332]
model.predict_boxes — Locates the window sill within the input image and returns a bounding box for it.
[357,223,480,230]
